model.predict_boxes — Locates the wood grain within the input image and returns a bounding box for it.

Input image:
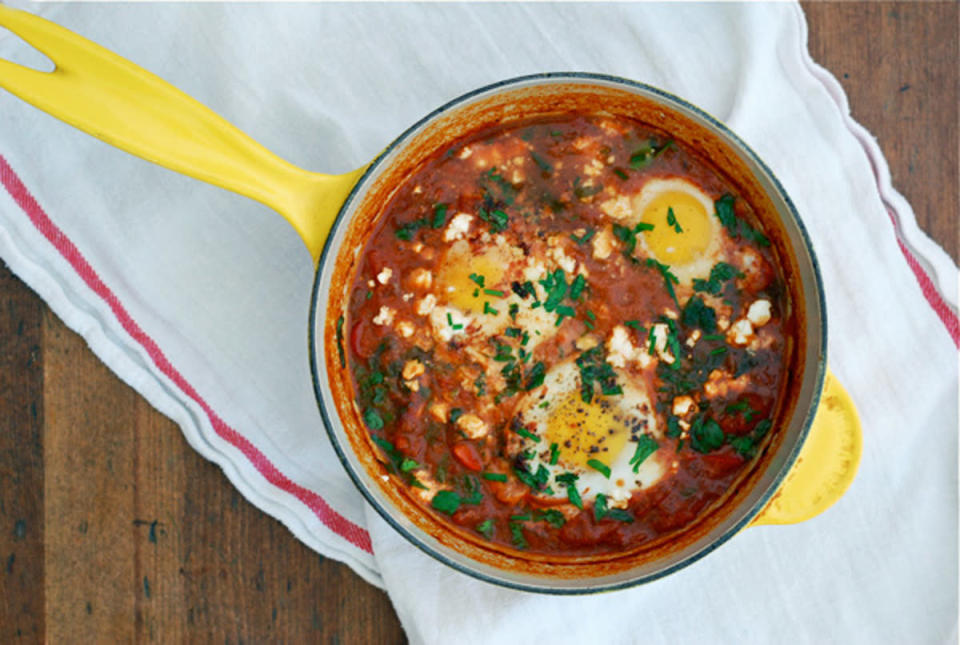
[803,1,958,263]
[0,3,955,643]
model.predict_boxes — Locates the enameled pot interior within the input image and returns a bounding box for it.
[310,73,826,593]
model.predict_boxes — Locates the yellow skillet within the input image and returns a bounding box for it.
[0,6,861,528]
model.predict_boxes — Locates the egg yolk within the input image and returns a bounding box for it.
[640,190,712,265]
[438,248,506,314]
[543,392,629,469]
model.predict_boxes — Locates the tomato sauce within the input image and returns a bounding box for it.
[341,113,787,556]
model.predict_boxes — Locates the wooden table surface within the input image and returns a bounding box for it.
[1,3,956,642]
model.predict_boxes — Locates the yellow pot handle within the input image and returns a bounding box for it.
[749,370,862,526]
[0,6,361,264]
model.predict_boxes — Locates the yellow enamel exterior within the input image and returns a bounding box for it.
[0,5,360,264]
[750,371,862,526]
[0,6,862,531]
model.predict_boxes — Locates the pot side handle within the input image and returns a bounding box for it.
[0,6,361,264]
[749,370,862,527]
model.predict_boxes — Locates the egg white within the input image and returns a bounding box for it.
[511,360,669,507]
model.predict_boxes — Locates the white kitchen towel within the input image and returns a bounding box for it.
[0,3,955,644]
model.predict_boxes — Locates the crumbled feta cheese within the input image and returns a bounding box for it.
[457,413,488,439]
[367,279,375,288]
[412,471,446,503]
[408,267,432,290]
[672,395,695,417]
[376,267,393,285]
[600,195,634,220]
[395,320,414,338]
[607,325,638,368]
[575,334,599,351]
[372,306,395,326]
[548,245,577,274]
[685,329,702,348]
[608,486,631,508]
[402,293,414,302]
[747,299,772,327]
[430,305,469,342]
[402,359,425,381]
[415,294,437,317]
[458,146,473,160]
[592,226,614,260]
[728,318,754,346]
[429,402,449,423]
[583,158,604,177]
[651,323,675,364]
[444,213,473,242]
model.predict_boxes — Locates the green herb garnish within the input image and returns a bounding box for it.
[646,258,680,307]
[476,519,495,538]
[630,435,659,472]
[587,459,611,479]
[549,442,560,465]
[335,315,346,368]
[482,472,507,482]
[431,490,461,515]
[431,203,448,229]
[571,229,596,245]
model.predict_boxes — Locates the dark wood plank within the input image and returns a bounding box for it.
[40,309,406,642]
[0,267,44,642]
[0,3,954,644]
[803,1,959,263]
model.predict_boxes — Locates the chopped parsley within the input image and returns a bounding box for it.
[524,361,546,390]
[511,420,541,443]
[569,274,587,300]
[729,419,773,457]
[395,217,428,241]
[629,435,659,472]
[469,273,486,287]
[645,257,680,307]
[576,346,623,402]
[629,139,673,169]
[549,442,560,465]
[482,472,507,482]
[431,203,448,229]
[530,151,553,174]
[587,459,611,479]
[693,261,743,296]
[682,295,717,333]
[593,494,635,523]
[510,522,528,549]
[363,408,384,431]
[400,458,421,473]
[335,315,346,368]
[573,177,603,199]
[613,168,629,180]
[571,229,596,245]
[690,415,725,453]
[511,280,537,299]
[667,206,683,233]
[431,490,461,515]
[475,519,495,539]
[714,194,770,246]
[535,509,567,528]
[613,221,655,258]
[556,472,583,509]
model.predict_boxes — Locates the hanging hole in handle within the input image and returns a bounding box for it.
[0,24,55,73]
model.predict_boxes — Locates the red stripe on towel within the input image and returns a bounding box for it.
[0,155,374,554]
